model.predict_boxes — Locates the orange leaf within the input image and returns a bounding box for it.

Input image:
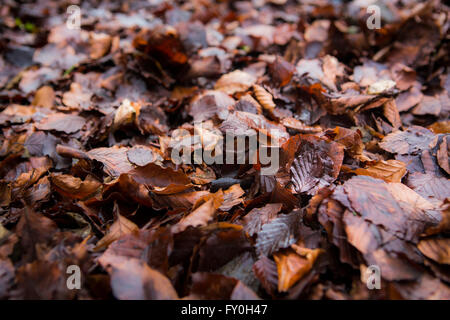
[353,160,407,183]
[273,246,322,292]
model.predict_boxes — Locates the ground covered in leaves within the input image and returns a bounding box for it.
[0,0,449,300]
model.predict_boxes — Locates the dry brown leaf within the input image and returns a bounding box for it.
[269,56,294,87]
[13,167,47,192]
[437,136,449,175]
[219,184,245,211]
[32,86,54,108]
[274,246,321,292]
[89,32,112,59]
[36,113,86,134]
[94,214,139,251]
[172,197,220,233]
[353,160,407,183]
[62,83,92,110]
[51,174,101,200]
[253,84,276,112]
[428,121,450,134]
[281,117,322,134]
[425,200,450,236]
[289,134,344,194]
[379,126,437,155]
[103,257,179,300]
[214,70,256,95]
[418,238,450,265]
[126,145,161,167]
[189,167,216,185]
[243,203,282,237]
[0,181,11,207]
[235,94,263,114]
[87,146,135,177]
[383,100,401,129]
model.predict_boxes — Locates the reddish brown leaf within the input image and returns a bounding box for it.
[106,257,178,300]
[36,113,86,134]
[290,134,344,194]
[94,214,139,251]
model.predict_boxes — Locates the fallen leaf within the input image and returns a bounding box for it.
[106,257,178,300]
[418,238,450,265]
[32,86,54,108]
[95,214,139,251]
[253,84,276,112]
[380,126,438,155]
[36,113,86,134]
[353,160,407,183]
[172,197,220,233]
[255,211,301,256]
[290,134,344,194]
[51,174,101,200]
[274,246,321,292]
[214,70,256,95]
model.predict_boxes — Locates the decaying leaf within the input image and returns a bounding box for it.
[62,83,92,110]
[281,118,322,134]
[94,214,139,251]
[219,184,245,211]
[87,147,135,177]
[253,254,278,296]
[126,146,160,167]
[1,0,449,301]
[16,207,58,253]
[243,203,282,237]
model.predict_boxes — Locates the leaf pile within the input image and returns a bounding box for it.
[0,0,449,300]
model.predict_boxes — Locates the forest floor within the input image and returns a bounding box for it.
[0,0,449,300]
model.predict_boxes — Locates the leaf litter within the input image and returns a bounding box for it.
[0,0,449,300]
